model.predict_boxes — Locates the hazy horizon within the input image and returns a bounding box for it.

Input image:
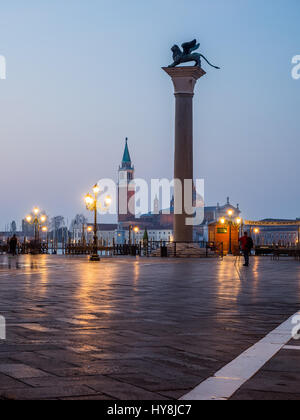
[0,0,299,230]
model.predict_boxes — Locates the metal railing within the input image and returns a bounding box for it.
[271,247,300,261]
[251,245,300,261]
[114,241,223,259]
[1,240,224,260]
[0,242,48,255]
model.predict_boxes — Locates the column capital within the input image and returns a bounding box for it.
[162,66,206,95]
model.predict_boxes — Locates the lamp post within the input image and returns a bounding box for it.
[219,212,242,256]
[129,225,139,245]
[227,210,234,255]
[85,185,100,262]
[128,225,132,245]
[42,226,48,252]
[254,228,260,246]
[84,184,112,262]
[236,218,242,237]
[25,207,47,251]
[87,226,93,244]
[133,226,140,244]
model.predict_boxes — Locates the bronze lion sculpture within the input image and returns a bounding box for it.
[168,39,220,70]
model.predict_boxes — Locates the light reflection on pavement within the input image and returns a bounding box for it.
[0,254,299,400]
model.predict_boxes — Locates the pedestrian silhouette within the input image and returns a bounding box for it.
[9,235,18,256]
[239,232,254,267]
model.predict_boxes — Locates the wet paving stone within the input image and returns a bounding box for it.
[0,363,50,379]
[0,254,299,400]
[0,384,97,400]
[230,346,300,400]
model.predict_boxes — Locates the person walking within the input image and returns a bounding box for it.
[9,235,18,256]
[239,232,254,267]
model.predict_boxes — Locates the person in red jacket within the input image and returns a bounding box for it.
[239,232,254,267]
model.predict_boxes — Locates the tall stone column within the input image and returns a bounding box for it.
[163,66,206,242]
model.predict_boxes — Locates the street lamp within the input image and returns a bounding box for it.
[104,196,112,207]
[85,185,100,262]
[25,207,47,245]
[254,228,260,246]
[26,215,32,223]
[87,225,93,239]
[236,217,242,239]
[129,225,140,245]
[227,209,234,255]
[133,226,140,244]
[85,226,93,245]
[84,184,111,262]
[219,211,242,255]
[42,226,48,246]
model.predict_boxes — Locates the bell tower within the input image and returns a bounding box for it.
[118,138,135,222]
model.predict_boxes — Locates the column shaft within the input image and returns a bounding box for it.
[162,66,206,244]
[174,93,194,242]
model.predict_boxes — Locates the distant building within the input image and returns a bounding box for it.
[118,138,135,223]
[62,140,244,246]
[10,221,17,234]
[22,219,34,238]
[84,224,173,246]
[201,198,241,242]
[85,224,119,246]
[115,140,242,242]
[245,219,300,246]
[0,231,23,244]
[205,198,241,223]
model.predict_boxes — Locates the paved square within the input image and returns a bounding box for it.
[0,255,299,400]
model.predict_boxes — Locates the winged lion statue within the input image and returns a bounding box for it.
[168,39,220,70]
